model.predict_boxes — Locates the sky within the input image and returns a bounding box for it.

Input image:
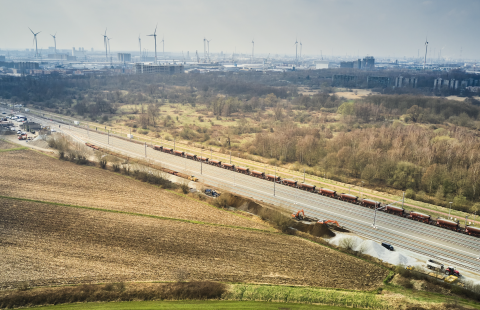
[1,0,479,60]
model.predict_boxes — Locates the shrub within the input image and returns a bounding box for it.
[99,159,107,169]
[180,182,189,194]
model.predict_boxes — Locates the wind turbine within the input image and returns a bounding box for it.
[161,35,165,62]
[251,39,255,62]
[207,39,211,62]
[138,34,142,62]
[50,32,57,54]
[101,29,108,62]
[203,37,207,61]
[294,38,298,65]
[423,37,428,70]
[107,37,112,54]
[147,24,158,64]
[28,27,41,58]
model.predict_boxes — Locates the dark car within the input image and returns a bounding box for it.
[381,243,394,251]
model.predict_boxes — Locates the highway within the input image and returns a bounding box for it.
[15,110,480,274]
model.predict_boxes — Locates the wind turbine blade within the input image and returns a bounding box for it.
[28,27,34,34]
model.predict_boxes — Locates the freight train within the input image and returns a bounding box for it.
[147,144,480,237]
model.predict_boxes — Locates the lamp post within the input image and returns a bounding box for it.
[274,164,276,197]
[449,202,453,218]
[200,149,203,175]
[372,203,379,229]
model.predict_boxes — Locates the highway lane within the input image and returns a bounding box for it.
[21,112,480,272]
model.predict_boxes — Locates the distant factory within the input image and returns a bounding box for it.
[340,56,375,69]
[134,63,184,74]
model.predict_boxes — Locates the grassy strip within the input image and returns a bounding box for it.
[0,146,29,152]
[9,300,352,310]
[0,195,274,234]
[225,284,387,309]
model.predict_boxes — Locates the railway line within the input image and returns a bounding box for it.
[23,114,480,273]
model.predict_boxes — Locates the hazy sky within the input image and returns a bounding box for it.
[1,0,479,59]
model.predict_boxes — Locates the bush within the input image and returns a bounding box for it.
[212,193,233,208]
[0,281,226,309]
[405,188,416,199]
[180,182,189,194]
[99,159,107,169]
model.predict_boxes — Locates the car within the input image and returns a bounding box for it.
[16,130,22,134]
[381,243,394,251]
[51,129,56,132]
[1,112,5,114]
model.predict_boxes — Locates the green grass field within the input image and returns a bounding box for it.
[34,300,352,310]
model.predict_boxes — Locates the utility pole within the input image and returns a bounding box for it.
[372,203,378,229]
[174,137,176,150]
[274,164,276,196]
[402,191,405,209]
[230,151,231,164]
[449,202,453,218]
[201,149,203,175]
[303,168,305,183]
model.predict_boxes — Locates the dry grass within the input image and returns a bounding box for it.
[0,198,387,290]
[0,139,17,150]
[0,150,268,230]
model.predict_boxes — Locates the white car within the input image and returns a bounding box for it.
[17,130,22,134]
[51,129,56,132]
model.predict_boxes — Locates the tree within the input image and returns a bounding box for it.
[406,105,421,122]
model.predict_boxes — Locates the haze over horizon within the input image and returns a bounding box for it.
[1,0,479,60]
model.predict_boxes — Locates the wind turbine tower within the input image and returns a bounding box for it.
[203,37,207,61]
[161,36,165,62]
[29,27,41,58]
[147,24,158,64]
[207,39,211,62]
[102,29,108,62]
[251,39,254,62]
[300,42,302,59]
[294,38,298,66]
[50,32,57,54]
[423,37,428,70]
[138,35,142,62]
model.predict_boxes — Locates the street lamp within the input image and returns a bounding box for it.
[372,203,379,229]
[449,202,453,218]
[274,164,277,197]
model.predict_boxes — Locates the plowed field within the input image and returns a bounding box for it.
[0,150,267,230]
[0,198,387,290]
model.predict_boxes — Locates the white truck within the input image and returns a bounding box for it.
[426,259,444,271]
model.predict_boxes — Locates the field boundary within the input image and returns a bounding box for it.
[0,195,275,234]
[0,146,29,152]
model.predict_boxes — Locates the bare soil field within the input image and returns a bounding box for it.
[0,150,268,230]
[0,198,387,290]
[0,139,17,150]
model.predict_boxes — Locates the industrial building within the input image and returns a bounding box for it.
[394,76,418,88]
[340,57,375,69]
[367,76,390,88]
[433,78,479,90]
[134,63,184,74]
[117,53,132,62]
[315,61,332,69]
[47,54,77,61]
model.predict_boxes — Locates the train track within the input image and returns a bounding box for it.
[26,116,480,273]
